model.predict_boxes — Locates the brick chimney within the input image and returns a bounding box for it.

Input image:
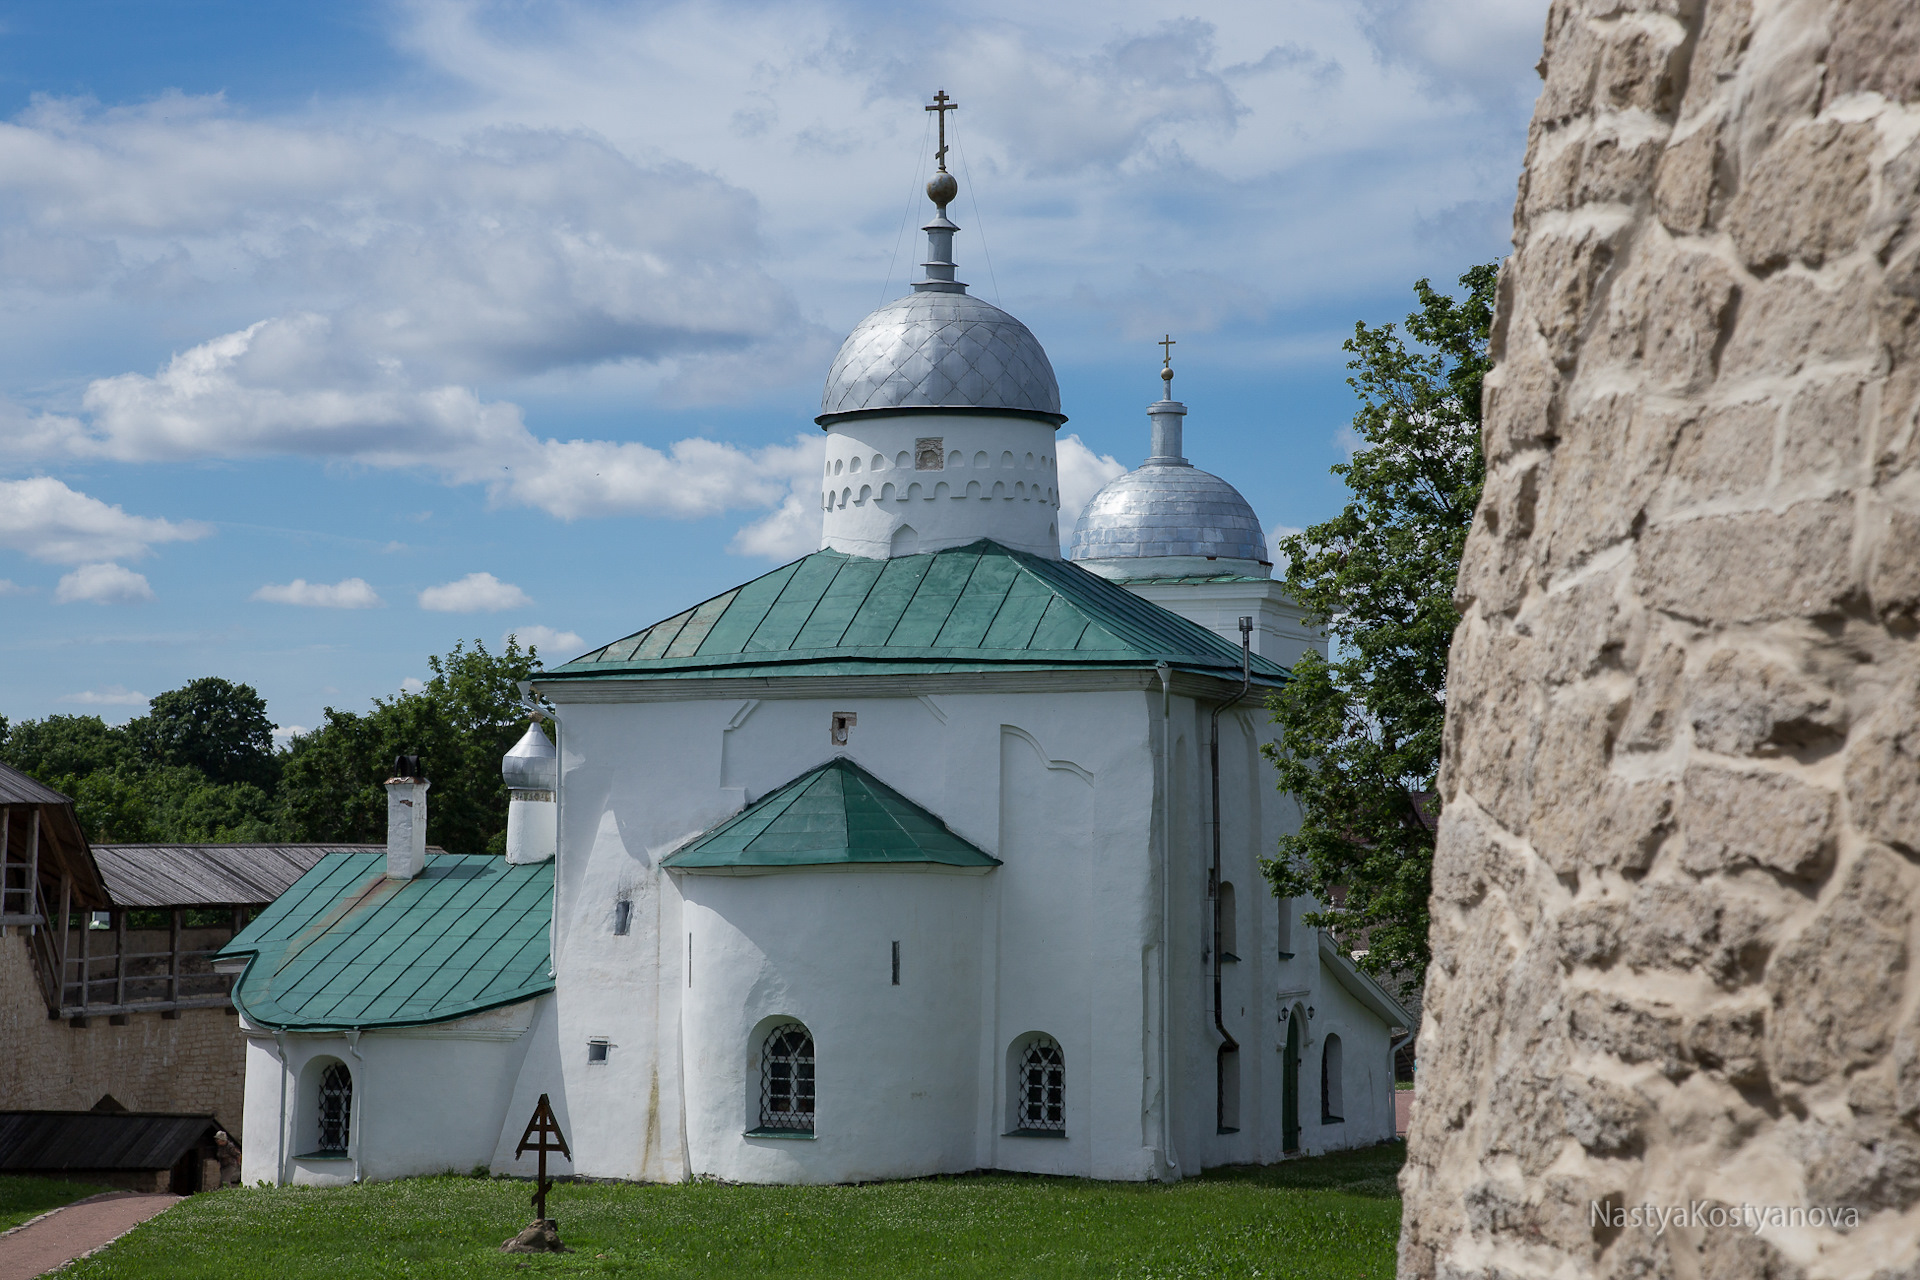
[385,754,430,879]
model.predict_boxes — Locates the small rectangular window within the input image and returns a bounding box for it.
[612,899,632,935]
[587,1039,609,1064]
[890,940,900,986]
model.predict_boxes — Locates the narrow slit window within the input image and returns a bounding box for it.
[613,900,632,935]
[890,940,900,986]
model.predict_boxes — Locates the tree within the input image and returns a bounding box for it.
[1262,262,1498,997]
[276,638,543,856]
[128,676,278,790]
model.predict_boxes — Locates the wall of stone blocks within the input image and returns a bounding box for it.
[1403,2,1920,1277]
[0,932,250,1142]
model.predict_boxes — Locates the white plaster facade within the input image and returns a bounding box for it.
[819,412,1063,559]
[496,670,1405,1185]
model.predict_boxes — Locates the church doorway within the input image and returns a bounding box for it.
[1282,1012,1302,1152]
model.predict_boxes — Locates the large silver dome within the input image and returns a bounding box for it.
[818,291,1063,425]
[1070,463,1268,563]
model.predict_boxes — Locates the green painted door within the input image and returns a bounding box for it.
[1282,1015,1301,1152]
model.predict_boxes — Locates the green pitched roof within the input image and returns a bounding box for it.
[546,540,1288,684]
[661,758,1000,873]
[215,853,553,1031]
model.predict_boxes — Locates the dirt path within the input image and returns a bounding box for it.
[0,1192,180,1279]
[1395,1090,1413,1139]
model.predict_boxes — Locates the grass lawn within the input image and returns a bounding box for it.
[62,1143,1404,1279]
[0,1174,116,1233]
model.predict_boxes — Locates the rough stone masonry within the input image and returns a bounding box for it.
[1401,2,1920,1277]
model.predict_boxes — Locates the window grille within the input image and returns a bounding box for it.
[1016,1035,1065,1133]
[317,1063,352,1152]
[759,1023,815,1133]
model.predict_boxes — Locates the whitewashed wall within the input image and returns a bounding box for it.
[238,997,545,1186]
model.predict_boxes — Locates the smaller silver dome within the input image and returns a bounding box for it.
[1069,464,1267,564]
[502,721,556,792]
[818,291,1063,425]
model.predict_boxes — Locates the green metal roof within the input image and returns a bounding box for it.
[546,540,1288,684]
[215,853,553,1031]
[1110,573,1274,585]
[661,757,1000,873]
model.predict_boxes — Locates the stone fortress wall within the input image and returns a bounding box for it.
[0,932,248,1141]
[1403,2,1920,1277]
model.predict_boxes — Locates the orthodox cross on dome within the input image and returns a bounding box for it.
[1159,334,1176,392]
[926,89,959,172]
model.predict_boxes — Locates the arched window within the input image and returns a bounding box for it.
[1014,1035,1065,1134]
[1321,1034,1344,1124]
[317,1062,352,1153]
[759,1022,815,1133]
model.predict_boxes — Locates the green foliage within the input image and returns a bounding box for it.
[1264,263,1498,996]
[1,640,543,853]
[276,639,543,856]
[128,677,278,790]
[63,1146,1405,1279]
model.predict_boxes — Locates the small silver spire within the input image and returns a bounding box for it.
[1146,336,1189,466]
[913,90,966,295]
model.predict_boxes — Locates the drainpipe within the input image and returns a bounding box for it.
[1155,662,1179,1179]
[345,1030,365,1184]
[272,1031,291,1187]
[1208,619,1254,1133]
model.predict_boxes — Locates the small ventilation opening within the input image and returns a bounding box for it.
[588,1039,610,1064]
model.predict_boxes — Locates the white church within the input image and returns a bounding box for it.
[220,114,1411,1188]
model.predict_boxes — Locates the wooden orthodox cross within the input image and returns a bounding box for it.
[925,89,959,172]
[514,1093,571,1221]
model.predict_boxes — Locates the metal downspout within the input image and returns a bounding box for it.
[1155,662,1179,1179]
[1209,619,1254,1133]
[272,1030,291,1187]
[346,1030,365,1183]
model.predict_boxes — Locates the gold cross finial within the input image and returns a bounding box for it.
[926,90,959,172]
[1159,333,1176,367]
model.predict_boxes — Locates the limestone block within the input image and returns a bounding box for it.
[1719,267,1877,380]
[1568,990,1690,1080]
[1676,0,1753,120]
[1661,400,1772,508]
[1623,877,1775,985]
[1844,682,1920,856]
[1677,764,1836,879]
[1481,352,1564,464]
[1640,496,1855,624]
[1555,1074,1649,1155]
[1766,847,1912,1084]
[1686,648,1846,756]
[1619,638,1688,751]
[1686,1002,1767,1085]
[1866,504,1920,624]
[1653,118,1723,234]
[1725,120,1876,271]
[1823,1,1920,107]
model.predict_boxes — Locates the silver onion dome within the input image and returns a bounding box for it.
[1069,367,1268,567]
[818,291,1063,425]
[817,146,1063,427]
[501,720,556,792]
[1070,465,1267,562]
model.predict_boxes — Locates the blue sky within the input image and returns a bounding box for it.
[0,0,1551,737]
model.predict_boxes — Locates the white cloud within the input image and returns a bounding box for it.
[54,562,154,604]
[1266,522,1305,574]
[1055,434,1128,538]
[505,624,585,656]
[0,579,24,595]
[1357,0,1552,109]
[272,724,310,742]
[419,571,531,612]
[399,676,426,693]
[251,577,383,608]
[59,684,149,707]
[0,477,207,564]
